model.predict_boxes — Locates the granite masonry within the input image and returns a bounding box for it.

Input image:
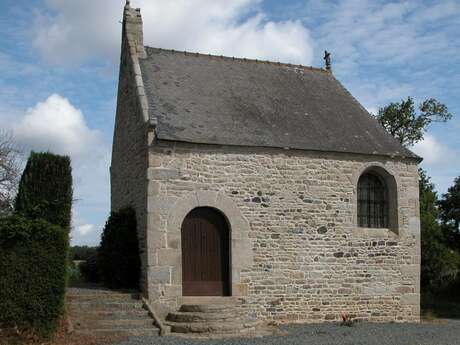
[111,2,421,326]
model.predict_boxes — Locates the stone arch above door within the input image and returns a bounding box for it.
[166,190,252,296]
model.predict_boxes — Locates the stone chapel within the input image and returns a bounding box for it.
[111,2,421,329]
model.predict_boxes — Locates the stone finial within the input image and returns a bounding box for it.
[122,1,146,58]
[324,50,331,72]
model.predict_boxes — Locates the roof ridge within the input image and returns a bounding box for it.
[143,45,328,73]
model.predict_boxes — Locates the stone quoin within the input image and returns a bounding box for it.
[111,2,421,326]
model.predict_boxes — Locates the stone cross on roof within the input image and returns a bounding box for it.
[324,50,331,72]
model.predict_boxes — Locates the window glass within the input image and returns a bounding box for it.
[358,173,388,228]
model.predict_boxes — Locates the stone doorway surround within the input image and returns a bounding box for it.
[148,190,253,306]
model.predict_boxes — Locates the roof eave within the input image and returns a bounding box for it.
[154,137,423,162]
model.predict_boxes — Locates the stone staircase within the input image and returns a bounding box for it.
[66,287,159,337]
[165,297,260,337]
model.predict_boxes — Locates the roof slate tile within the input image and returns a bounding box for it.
[139,47,419,159]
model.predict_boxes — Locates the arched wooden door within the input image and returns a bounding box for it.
[181,207,230,296]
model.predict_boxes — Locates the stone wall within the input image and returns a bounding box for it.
[110,3,150,292]
[145,141,420,323]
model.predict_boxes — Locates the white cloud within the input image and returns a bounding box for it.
[412,134,459,193]
[70,206,103,246]
[302,0,459,112]
[352,80,414,113]
[6,94,110,246]
[75,223,95,236]
[308,0,458,72]
[34,0,313,66]
[366,106,378,116]
[0,53,40,78]
[412,134,451,165]
[415,1,459,23]
[13,94,102,158]
[72,223,101,246]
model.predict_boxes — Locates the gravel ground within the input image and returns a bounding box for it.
[112,320,460,345]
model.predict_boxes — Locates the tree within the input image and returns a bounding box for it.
[419,170,460,290]
[98,208,140,289]
[0,132,21,217]
[376,97,452,146]
[439,177,460,251]
[15,152,73,230]
[70,245,98,261]
[377,97,458,292]
[439,177,460,231]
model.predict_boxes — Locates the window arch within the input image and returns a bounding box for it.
[358,172,389,228]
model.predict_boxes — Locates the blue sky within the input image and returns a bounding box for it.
[0,0,459,246]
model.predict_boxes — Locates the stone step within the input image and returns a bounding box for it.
[68,309,150,320]
[166,320,259,334]
[179,304,241,313]
[73,318,154,330]
[67,287,137,295]
[74,327,159,337]
[67,301,144,311]
[66,287,160,338]
[167,311,245,323]
[180,296,242,305]
[67,293,140,303]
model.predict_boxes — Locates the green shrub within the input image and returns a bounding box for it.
[15,152,72,229]
[70,245,98,261]
[0,215,68,335]
[68,263,82,286]
[70,246,100,284]
[79,252,100,283]
[98,208,140,289]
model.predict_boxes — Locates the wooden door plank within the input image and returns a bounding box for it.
[181,208,230,296]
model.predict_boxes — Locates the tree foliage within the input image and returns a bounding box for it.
[0,215,68,336]
[1,150,72,337]
[439,177,460,233]
[79,251,100,283]
[376,97,452,146]
[377,96,458,293]
[70,245,98,261]
[419,170,460,290]
[0,132,22,217]
[15,152,73,230]
[439,177,460,254]
[98,208,141,289]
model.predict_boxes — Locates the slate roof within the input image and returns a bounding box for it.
[139,47,419,159]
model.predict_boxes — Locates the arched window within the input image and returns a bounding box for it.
[358,172,389,228]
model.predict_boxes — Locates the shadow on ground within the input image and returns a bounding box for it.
[112,320,460,345]
[422,294,460,320]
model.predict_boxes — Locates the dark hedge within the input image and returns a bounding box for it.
[15,152,72,229]
[98,208,141,289]
[79,252,100,283]
[70,245,97,261]
[0,215,68,335]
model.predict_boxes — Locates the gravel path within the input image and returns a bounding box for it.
[112,320,460,345]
